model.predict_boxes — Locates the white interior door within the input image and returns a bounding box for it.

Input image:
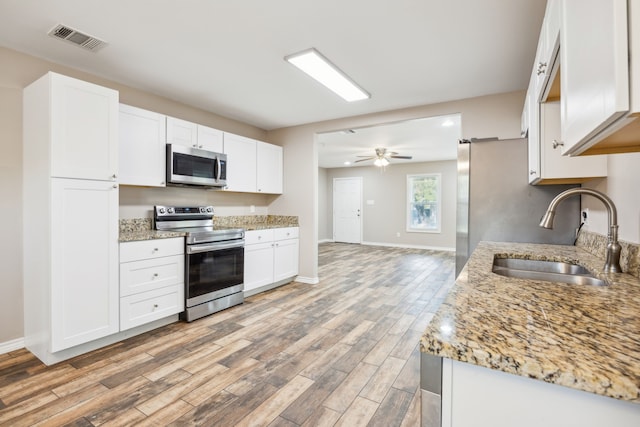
[333,177,362,243]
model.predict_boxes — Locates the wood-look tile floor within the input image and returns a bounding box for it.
[0,243,454,426]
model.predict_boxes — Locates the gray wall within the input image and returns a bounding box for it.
[324,160,457,249]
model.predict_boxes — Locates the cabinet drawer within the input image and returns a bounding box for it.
[120,255,184,297]
[120,285,184,331]
[120,237,184,263]
[274,227,299,241]
[245,229,275,245]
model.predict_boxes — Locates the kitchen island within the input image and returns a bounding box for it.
[420,241,640,426]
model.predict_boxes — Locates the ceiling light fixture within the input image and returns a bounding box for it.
[374,157,389,167]
[285,48,370,102]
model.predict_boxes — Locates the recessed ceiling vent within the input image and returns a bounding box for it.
[48,24,107,52]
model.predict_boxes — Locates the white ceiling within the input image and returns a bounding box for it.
[0,0,546,132]
[0,1,544,169]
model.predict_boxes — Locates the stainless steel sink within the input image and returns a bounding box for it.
[492,257,607,286]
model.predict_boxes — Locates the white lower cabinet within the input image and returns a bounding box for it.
[244,227,299,295]
[439,359,640,427]
[119,238,185,331]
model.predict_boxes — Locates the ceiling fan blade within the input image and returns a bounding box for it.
[356,155,375,158]
[387,151,399,155]
[390,155,413,159]
[354,158,374,163]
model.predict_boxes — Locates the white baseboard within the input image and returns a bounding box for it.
[0,337,25,355]
[295,276,320,284]
[361,241,455,252]
[318,239,334,244]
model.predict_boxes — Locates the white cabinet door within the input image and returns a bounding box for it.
[50,178,119,352]
[50,73,118,181]
[273,238,299,283]
[538,102,607,182]
[526,78,541,183]
[256,142,283,194]
[223,133,257,192]
[166,116,198,148]
[560,0,629,155]
[244,241,275,292]
[197,125,224,152]
[119,104,167,187]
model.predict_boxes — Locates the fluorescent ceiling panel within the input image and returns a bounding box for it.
[285,48,370,102]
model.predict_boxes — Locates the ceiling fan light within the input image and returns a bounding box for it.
[285,48,370,102]
[374,157,389,167]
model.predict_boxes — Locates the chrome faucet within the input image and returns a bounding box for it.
[539,188,622,273]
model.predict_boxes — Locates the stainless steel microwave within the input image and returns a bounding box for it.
[166,144,227,188]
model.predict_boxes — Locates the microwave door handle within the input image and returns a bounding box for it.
[216,157,221,182]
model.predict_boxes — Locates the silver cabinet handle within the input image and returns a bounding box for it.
[112,184,118,189]
[552,140,564,149]
[530,170,537,175]
[111,173,117,180]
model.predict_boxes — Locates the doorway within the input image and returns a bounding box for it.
[332,177,362,243]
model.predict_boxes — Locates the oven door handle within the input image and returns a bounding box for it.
[187,240,244,254]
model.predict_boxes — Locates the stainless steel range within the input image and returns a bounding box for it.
[154,205,244,322]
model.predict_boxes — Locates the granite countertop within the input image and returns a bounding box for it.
[420,241,640,403]
[119,216,299,242]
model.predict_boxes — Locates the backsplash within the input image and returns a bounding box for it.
[576,230,640,278]
[214,215,299,227]
[119,218,153,233]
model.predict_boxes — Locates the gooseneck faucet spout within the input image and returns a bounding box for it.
[539,188,622,273]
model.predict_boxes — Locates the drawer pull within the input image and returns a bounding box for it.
[153,248,159,252]
[153,304,159,310]
[153,273,159,278]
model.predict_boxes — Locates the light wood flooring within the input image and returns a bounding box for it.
[0,243,455,426]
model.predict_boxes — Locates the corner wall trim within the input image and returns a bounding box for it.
[295,276,320,284]
[0,337,25,355]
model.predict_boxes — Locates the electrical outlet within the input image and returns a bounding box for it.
[581,208,589,226]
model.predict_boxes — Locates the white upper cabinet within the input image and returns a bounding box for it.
[530,102,607,184]
[48,73,118,181]
[197,125,224,152]
[166,116,198,148]
[119,104,167,187]
[535,0,561,102]
[256,141,283,194]
[560,0,638,155]
[223,133,258,192]
[223,133,284,194]
[167,116,223,152]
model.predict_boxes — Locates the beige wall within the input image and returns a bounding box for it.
[268,91,527,282]
[318,168,330,241]
[0,47,273,344]
[325,161,457,249]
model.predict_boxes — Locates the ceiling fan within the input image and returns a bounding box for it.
[354,147,413,166]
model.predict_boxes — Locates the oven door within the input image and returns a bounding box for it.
[185,240,244,307]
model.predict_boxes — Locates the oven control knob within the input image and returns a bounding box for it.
[167,207,175,214]
[158,207,166,214]
[206,207,213,213]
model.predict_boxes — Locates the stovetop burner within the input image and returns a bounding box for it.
[154,205,244,244]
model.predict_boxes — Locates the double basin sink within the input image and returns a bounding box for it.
[492,257,607,286]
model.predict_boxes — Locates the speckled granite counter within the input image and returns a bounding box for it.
[119,215,299,242]
[420,241,640,403]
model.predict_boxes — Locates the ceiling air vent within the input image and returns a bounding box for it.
[48,24,107,52]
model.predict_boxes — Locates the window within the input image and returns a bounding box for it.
[407,173,441,233]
